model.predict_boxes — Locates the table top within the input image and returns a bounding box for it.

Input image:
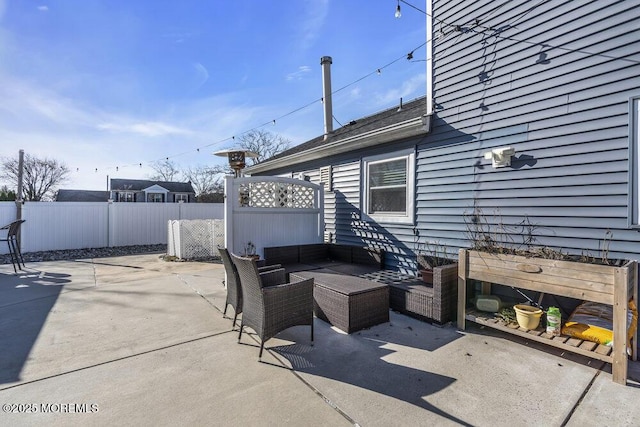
[291,269,388,296]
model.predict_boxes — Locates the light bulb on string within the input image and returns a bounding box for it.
[395,0,401,18]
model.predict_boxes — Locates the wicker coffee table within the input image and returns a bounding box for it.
[291,270,389,333]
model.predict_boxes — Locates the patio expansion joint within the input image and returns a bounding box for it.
[0,330,236,392]
[267,348,360,426]
[559,368,602,427]
[175,273,225,316]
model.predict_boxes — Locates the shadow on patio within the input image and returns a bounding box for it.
[266,319,472,426]
[0,269,70,385]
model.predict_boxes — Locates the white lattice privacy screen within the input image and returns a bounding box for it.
[238,181,316,208]
[167,219,224,260]
[225,176,324,258]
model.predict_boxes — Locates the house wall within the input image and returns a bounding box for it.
[418,0,640,261]
[253,1,640,271]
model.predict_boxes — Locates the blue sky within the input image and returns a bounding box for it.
[0,0,427,190]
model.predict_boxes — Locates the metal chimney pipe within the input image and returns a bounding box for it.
[321,56,333,140]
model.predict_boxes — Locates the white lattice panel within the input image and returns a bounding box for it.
[238,181,316,209]
[167,219,224,260]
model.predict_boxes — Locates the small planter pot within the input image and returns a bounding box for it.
[513,304,543,330]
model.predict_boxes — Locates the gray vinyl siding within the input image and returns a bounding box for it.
[417,0,640,261]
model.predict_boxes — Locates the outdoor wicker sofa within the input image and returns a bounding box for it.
[263,243,384,276]
[264,243,457,324]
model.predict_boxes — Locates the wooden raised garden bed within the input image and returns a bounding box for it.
[457,249,638,385]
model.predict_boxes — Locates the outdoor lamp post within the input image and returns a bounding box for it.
[213,148,258,178]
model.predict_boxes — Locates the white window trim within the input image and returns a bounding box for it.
[629,96,640,226]
[362,149,415,225]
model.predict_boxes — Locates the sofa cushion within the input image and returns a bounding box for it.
[351,246,384,268]
[264,246,299,265]
[328,244,352,263]
[299,244,330,263]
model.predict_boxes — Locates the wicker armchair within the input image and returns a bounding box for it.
[219,248,282,328]
[231,253,315,360]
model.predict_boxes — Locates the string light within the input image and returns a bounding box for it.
[73,36,431,173]
[395,0,401,18]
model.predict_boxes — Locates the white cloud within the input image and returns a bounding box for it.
[375,73,426,106]
[37,5,49,12]
[286,65,311,81]
[97,121,192,137]
[296,0,329,51]
[192,62,209,89]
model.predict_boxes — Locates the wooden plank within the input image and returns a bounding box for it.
[551,336,569,344]
[527,329,544,337]
[464,312,613,363]
[565,338,583,348]
[612,267,629,384]
[457,249,467,330]
[595,345,613,356]
[465,270,613,305]
[632,261,638,362]
[467,250,621,276]
[467,262,613,297]
[579,341,598,352]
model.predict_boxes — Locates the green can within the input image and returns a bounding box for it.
[546,307,561,336]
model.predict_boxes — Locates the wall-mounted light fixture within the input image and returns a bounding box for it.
[484,147,516,168]
[213,148,258,177]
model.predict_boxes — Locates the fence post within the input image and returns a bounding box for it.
[107,200,115,247]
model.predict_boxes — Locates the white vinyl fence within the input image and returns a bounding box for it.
[0,201,223,254]
[224,176,324,258]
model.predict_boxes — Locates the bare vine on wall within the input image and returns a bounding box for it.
[463,206,618,265]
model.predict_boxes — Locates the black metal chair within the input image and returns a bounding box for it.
[230,253,314,360]
[0,220,26,273]
[219,248,282,328]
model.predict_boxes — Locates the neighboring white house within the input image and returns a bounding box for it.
[57,179,197,203]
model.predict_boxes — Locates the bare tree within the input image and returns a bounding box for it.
[182,164,229,202]
[0,153,70,201]
[237,129,291,165]
[149,159,182,181]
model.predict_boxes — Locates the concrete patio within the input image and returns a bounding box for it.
[0,253,638,426]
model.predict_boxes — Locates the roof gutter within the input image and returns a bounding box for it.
[247,114,431,174]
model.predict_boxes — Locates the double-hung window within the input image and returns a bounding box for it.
[119,192,134,202]
[362,149,415,224]
[147,193,164,203]
[175,194,189,203]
